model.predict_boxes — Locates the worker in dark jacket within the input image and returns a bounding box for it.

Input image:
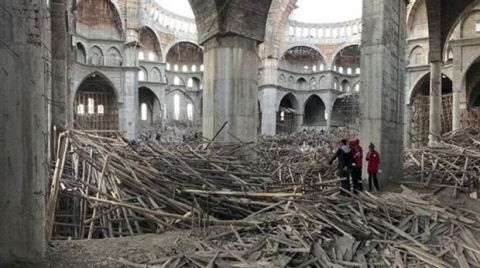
[329,139,353,194]
[351,139,363,193]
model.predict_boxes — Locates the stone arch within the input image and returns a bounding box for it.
[76,42,86,64]
[150,67,162,83]
[74,71,119,130]
[76,0,124,39]
[318,76,327,89]
[333,77,339,90]
[288,76,295,88]
[138,86,161,128]
[139,66,148,82]
[303,94,326,126]
[280,45,326,73]
[409,72,453,146]
[277,93,300,134]
[332,44,361,71]
[106,46,123,66]
[139,26,163,61]
[278,74,286,87]
[408,46,427,66]
[297,77,308,90]
[166,41,203,69]
[187,76,201,91]
[341,79,351,92]
[165,88,195,121]
[310,77,317,89]
[88,46,104,65]
[172,76,185,86]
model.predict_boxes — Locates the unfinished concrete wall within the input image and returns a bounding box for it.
[0,0,49,264]
[361,0,406,180]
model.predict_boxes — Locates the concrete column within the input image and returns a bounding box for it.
[404,104,413,148]
[452,44,463,131]
[429,61,442,145]
[361,0,406,181]
[122,44,138,140]
[260,87,278,136]
[51,0,68,129]
[202,35,259,144]
[0,0,49,264]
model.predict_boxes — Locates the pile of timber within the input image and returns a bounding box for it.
[254,128,358,189]
[404,128,480,194]
[112,187,480,267]
[48,130,338,240]
[48,129,480,267]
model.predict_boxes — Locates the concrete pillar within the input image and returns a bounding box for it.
[429,61,442,145]
[122,44,138,140]
[260,87,278,136]
[202,35,259,144]
[404,104,413,148]
[0,0,49,264]
[361,0,406,181]
[452,44,463,131]
[51,0,68,129]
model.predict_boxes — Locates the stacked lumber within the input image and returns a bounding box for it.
[111,187,480,267]
[404,128,480,195]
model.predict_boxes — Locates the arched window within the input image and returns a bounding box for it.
[182,65,188,72]
[312,65,317,72]
[138,51,145,60]
[187,78,193,88]
[97,105,104,115]
[187,103,193,121]
[338,67,344,74]
[166,63,171,70]
[355,67,361,75]
[174,94,180,120]
[88,98,95,114]
[355,84,360,92]
[320,64,325,71]
[200,65,204,71]
[347,68,352,75]
[141,103,148,121]
[174,76,181,85]
[174,64,179,72]
[191,65,197,72]
[139,70,146,81]
[148,52,156,61]
[77,104,85,115]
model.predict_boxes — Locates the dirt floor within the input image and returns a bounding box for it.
[40,231,204,268]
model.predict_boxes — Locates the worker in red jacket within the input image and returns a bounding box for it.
[366,143,380,192]
[350,139,363,193]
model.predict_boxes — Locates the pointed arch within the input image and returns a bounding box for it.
[139,26,163,61]
[88,46,104,65]
[106,46,123,66]
[303,94,327,126]
[76,0,125,39]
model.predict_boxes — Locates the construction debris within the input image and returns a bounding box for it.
[47,129,480,267]
[404,128,480,196]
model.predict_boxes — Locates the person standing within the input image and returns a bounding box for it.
[351,139,363,193]
[329,139,353,194]
[366,143,380,192]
